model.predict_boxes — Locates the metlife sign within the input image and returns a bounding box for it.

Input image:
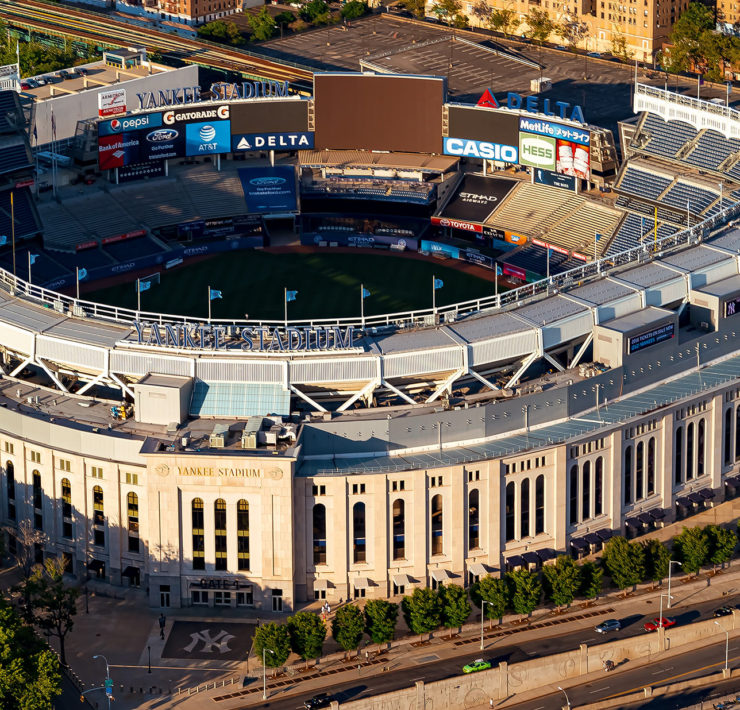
[518,117,590,145]
[232,132,314,151]
[443,137,518,163]
[519,133,556,170]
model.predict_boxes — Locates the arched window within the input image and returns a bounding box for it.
[6,461,15,521]
[697,418,705,476]
[582,460,591,521]
[569,465,578,525]
[431,494,443,555]
[687,422,694,480]
[624,446,633,504]
[92,485,104,547]
[468,489,480,550]
[392,499,405,560]
[313,503,326,565]
[675,427,683,484]
[61,478,72,538]
[237,500,249,570]
[594,457,603,517]
[724,408,732,466]
[520,480,530,538]
[635,442,644,501]
[127,492,139,553]
[647,437,655,495]
[505,482,515,541]
[353,502,366,563]
[32,470,42,510]
[535,475,545,534]
[214,499,227,571]
[192,498,205,570]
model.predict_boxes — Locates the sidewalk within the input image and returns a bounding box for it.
[56,558,740,710]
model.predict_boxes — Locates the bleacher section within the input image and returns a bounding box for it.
[0,91,25,134]
[109,178,199,229]
[179,166,248,219]
[39,201,88,251]
[103,235,163,261]
[660,181,718,213]
[637,114,698,159]
[503,245,569,276]
[0,137,32,177]
[683,130,740,173]
[548,202,622,256]
[65,193,140,239]
[0,188,39,240]
[614,195,684,225]
[616,164,673,201]
[607,213,645,255]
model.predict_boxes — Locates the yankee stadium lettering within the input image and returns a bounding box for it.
[133,321,356,351]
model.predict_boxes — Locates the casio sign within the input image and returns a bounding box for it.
[146,128,179,143]
[443,137,518,163]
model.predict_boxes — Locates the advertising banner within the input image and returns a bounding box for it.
[533,168,577,191]
[98,89,126,118]
[98,133,141,170]
[504,230,527,245]
[447,105,520,145]
[556,140,590,180]
[238,166,297,213]
[232,131,314,152]
[443,137,518,163]
[229,99,309,135]
[462,250,494,269]
[430,215,483,234]
[98,112,162,136]
[441,175,516,223]
[519,133,556,171]
[518,117,590,145]
[628,322,675,353]
[118,161,166,183]
[725,296,740,316]
[301,233,418,250]
[502,263,526,280]
[421,240,460,258]
[185,121,231,156]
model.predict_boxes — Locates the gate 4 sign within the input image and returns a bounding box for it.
[519,133,556,170]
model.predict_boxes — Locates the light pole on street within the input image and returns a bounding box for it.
[557,685,571,708]
[80,655,113,710]
[667,560,682,608]
[481,600,492,650]
[262,648,275,700]
[659,592,673,624]
[714,621,730,672]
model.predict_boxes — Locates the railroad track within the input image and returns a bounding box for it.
[0,0,314,84]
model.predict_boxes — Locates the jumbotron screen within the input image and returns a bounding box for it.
[313,74,445,154]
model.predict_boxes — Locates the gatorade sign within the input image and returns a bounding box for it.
[519,133,556,170]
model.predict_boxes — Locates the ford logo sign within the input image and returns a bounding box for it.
[146,129,178,142]
[249,177,286,187]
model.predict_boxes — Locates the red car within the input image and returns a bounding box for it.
[644,617,676,632]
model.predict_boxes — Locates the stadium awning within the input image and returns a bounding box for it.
[570,538,589,551]
[522,551,540,565]
[583,533,602,545]
[393,574,414,587]
[87,559,105,572]
[637,512,654,525]
[314,579,329,591]
[596,529,615,541]
[506,555,525,568]
[352,577,372,590]
[688,491,704,504]
[467,562,488,577]
[537,548,558,562]
[649,508,666,520]
[699,488,715,499]
[431,569,452,582]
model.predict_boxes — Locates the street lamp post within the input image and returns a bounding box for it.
[557,685,571,708]
[659,593,672,626]
[667,560,682,608]
[262,648,275,700]
[92,655,112,710]
[714,621,730,672]
[481,600,492,650]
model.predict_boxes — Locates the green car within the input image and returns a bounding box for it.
[463,658,492,674]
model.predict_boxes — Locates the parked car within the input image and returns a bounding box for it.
[56,69,71,80]
[304,694,331,709]
[25,78,39,88]
[33,76,46,86]
[594,619,622,634]
[587,51,602,57]
[463,658,492,673]
[644,617,676,632]
[20,80,32,90]
[714,605,734,617]
[72,67,88,76]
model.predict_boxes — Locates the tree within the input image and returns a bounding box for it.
[340,0,368,19]
[401,0,427,19]
[299,0,331,23]
[439,584,471,636]
[556,19,588,50]
[601,536,645,591]
[643,539,671,586]
[331,604,365,655]
[431,0,464,26]
[667,2,716,73]
[274,10,296,33]
[705,524,737,569]
[542,556,582,609]
[196,20,243,45]
[486,6,520,37]
[247,8,277,41]
[0,597,61,710]
[673,526,710,575]
[506,568,542,617]
[471,575,509,623]
[611,32,632,60]
[287,611,326,665]
[27,558,78,667]
[364,599,398,646]
[402,587,442,637]
[524,8,555,45]
[253,622,291,669]
[5,520,47,623]
[579,561,603,599]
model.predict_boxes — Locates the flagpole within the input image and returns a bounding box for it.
[360,283,365,330]
[28,251,31,285]
[654,206,658,247]
[137,278,141,312]
[432,275,436,313]
[284,287,288,327]
[546,248,550,280]
[494,262,498,303]
[76,266,80,300]
[208,285,211,322]
[11,191,15,279]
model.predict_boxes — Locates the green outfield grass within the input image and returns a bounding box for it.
[87,250,498,321]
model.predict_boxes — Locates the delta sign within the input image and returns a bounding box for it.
[475,88,586,124]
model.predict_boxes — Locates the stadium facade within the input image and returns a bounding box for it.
[2,77,740,610]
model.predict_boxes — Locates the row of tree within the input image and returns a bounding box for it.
[255,523,737,666]
[197,0,369,45]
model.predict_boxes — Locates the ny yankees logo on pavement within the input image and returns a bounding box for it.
[183,629,235,654]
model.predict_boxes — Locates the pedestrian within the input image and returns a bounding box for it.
[489,700,494,708]
[159,613,166,639]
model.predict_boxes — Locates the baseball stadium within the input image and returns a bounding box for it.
[2,47,740,613]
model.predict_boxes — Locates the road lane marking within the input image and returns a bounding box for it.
[589,686,610,693]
